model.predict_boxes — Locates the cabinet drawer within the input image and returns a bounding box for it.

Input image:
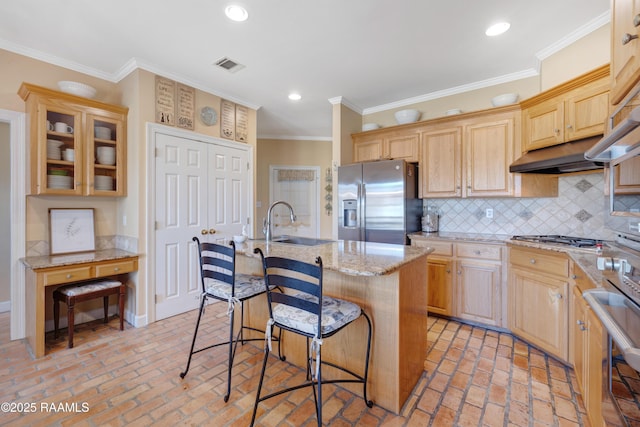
[456,243,502,260]
[43,266,93,285]
[510,247,569,277]
[96,259,137,277]
[412,239,453,256]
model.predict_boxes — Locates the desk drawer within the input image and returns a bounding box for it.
[95,259,137,277]
[43,266,93,286]
[510,247,569,277]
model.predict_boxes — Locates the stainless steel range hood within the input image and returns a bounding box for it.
[509,137,605,174]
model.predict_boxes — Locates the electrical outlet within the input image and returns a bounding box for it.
[486,208,493,219]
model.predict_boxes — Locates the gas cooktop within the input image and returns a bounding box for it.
[511,235,602,248]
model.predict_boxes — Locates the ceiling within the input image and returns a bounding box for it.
[0,0,610,140]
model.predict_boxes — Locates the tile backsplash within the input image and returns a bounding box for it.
[423,172,616,240]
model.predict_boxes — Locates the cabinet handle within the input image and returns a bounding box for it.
[579,325,587,331]
[201,229,209,235]
[114,267,120,272]
[572,275,577,280]
[457,270,462,275]
[554,129,560,134]
[66,274,72,279]
[474,250,481,255]
[623,33,639,45]
[577,320,584,326]
[530,259,536,264]
[634,14,640,27]
[209,229,216,234]
[446,269,451,273]
[556,293,563,299]
[566,124,572,129]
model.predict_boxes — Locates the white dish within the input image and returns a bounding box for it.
[445,109,462,116]
[362,123,380,131]
[233,235,247,243]
[57,81,97,99]
[95,126,112,140]
[394,109,421,124]
[491,93,518,107]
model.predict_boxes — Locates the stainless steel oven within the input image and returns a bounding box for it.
[584,236,640,426]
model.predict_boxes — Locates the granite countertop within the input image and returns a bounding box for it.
[21,249,139,270]
[236,239,433,277]
[409,231,610,288]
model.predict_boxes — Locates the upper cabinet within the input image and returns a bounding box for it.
[521,66,610,151]
[353,130,420,163]
[419,109,557,198]
[611,0,640,105]
[19,83,128,197]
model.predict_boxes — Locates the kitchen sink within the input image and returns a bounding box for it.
[271,236,334,246]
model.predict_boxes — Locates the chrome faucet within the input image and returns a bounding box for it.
[264,200,296,241]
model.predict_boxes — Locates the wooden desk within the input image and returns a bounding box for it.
[21,249,138,358]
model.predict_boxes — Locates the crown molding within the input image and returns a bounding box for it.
[257,134,332,141]
[328,96,362,114]
[536,11,610,61]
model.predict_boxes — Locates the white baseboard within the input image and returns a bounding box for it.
[0,300,10,313]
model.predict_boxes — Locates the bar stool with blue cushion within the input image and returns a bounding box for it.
[180,237,282,402]
[53,278,125,349]
[251,249,373,426]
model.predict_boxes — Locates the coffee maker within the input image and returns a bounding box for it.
[421,205,439,233]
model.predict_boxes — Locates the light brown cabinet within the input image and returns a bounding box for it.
[419,110,557,198]
[420,112,515,198]
[605,155,640,194]
[455,242,502,326]
[572,285,606,427]
[521,67,610,151]
[412,240,454,316]
[352,131,420,163]
[611,0,640,104]
[19,83,128,196]
[411,238,503,326]
[508,246,570,362]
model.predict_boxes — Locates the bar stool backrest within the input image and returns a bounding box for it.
[194,237,236,294]
[260,253,323,338]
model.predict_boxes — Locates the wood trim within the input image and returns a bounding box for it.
[18,82,129,115]
[520,64,610,108]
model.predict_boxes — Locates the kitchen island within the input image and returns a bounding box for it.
[234,239,432,414]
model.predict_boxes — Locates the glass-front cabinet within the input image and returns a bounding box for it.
[19,83,128,196]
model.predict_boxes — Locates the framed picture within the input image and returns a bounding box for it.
[49,208,96,255]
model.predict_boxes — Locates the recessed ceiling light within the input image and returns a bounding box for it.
[225,5,248,22]
[288,93,302,101]
[485,22,510,36]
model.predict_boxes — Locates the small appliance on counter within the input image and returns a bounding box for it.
[421,205,439,233]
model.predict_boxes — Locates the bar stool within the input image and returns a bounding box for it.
[251,248,373,426]
[180,237,282,402]
[53,279,125,349]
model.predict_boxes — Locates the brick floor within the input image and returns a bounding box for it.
[0,309,589,426]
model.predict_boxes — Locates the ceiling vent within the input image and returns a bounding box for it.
[214,57,245,73]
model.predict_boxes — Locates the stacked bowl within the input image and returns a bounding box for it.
[95,175,114,191]
[47,169,73,189]
[47,139,64,160]
[96,146,116,165]
[95,126,112,140]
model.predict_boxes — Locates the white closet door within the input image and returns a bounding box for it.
[155,133,249,320]
[155,133,207,319]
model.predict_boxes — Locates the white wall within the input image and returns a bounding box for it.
[0,122,9,309]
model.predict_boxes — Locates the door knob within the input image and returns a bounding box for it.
[623,33,639,45]
[201,229,209,235]
[634,14,640,27]
[209,228,216,234]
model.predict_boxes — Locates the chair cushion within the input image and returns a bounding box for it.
[206,273,266,300]
[272,293,361,336]
[56,279,122,297]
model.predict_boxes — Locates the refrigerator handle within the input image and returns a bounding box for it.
[360,183,366,240]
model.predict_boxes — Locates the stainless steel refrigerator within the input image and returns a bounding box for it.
[337,159,421,244]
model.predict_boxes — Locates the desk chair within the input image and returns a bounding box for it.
[251,249,373,426]
[180,237,281,402]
